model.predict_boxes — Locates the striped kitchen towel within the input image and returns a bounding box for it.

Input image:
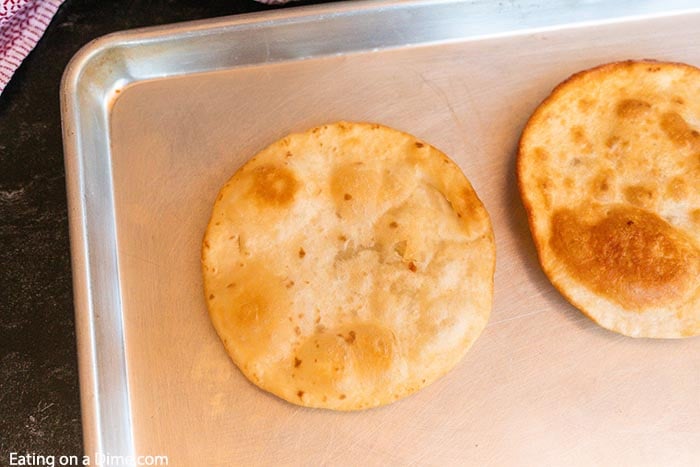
[0,0,64,94]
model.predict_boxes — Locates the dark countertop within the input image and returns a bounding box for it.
[0,0,334,460]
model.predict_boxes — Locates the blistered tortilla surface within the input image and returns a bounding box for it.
[202,122,495,409]
[518,61,700,338]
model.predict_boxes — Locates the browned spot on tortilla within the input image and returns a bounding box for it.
[350,325,395,378]
[550,206,692,309]
[660,111,700,148]
[570,126,586,143]
[624,184,657,208]
[665,177,688,201]
[615,98,651,118]
[249,164,299,206]
[570,126,592,153]
[605,135,621,149]
[344,331,356,344]
[533,147,549,162]
[691,209,700,225]
[590,170,613,197]
[578,98,594,111]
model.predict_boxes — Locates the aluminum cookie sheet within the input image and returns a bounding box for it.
[61,1,700,465]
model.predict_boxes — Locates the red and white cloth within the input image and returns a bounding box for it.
[0,0,64,94]
[0,0,297,94]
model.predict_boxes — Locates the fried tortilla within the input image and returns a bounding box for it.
[202,121,495,409]
[518,60,700,338]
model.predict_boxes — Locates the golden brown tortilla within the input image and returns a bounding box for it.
[202,121,495,409]
[518,60,700,338]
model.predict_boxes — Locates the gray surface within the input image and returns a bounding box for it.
[62,1,700,465]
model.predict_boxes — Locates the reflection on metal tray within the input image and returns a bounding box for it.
[61,1,700,465]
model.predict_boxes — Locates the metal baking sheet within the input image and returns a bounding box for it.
[61,1,700,465]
